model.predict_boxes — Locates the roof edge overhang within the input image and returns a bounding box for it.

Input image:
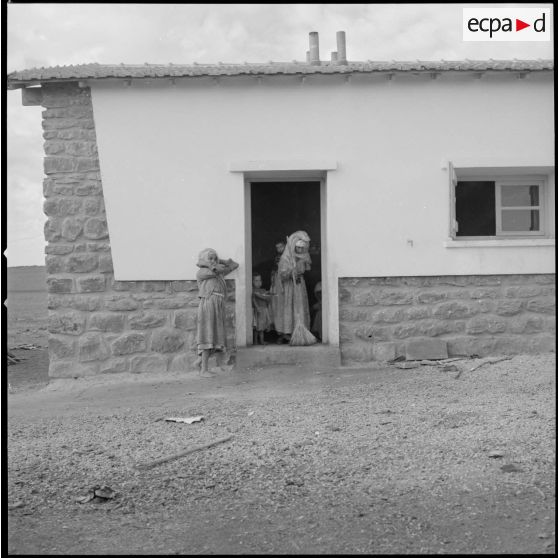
[7,67,554,90]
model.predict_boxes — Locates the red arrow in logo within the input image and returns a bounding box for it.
[516,19,530,31]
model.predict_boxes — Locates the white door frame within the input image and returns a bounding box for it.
[242,173,329,346]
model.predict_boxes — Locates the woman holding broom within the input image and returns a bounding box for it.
[274,230,317,346]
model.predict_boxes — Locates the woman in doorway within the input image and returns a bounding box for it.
[195,248,239,377]
[269,239,286,338]
[274,230,315,345]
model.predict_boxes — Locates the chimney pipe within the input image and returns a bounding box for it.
[306,50,310,63]
[336,31,347,65]
[309,31,321,65]
[331,51,338,62]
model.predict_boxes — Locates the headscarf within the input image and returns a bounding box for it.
[278,230,311,282]
[197,248,218,269]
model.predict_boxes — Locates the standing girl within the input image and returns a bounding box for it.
[195,248,239,377]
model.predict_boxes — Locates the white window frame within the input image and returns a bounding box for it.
[495,178,545,237]
[447,163,554,243]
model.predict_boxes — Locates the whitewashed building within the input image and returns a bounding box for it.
[8,32,555,377]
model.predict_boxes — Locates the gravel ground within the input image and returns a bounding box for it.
[7,353,556,555]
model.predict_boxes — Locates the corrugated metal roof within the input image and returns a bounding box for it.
[7,59,553,86]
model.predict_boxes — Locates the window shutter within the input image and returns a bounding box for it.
[448,162,458,237]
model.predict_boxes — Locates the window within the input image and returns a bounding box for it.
[455,178,545,237]
[448,164,553,241]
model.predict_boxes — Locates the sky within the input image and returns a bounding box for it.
[5,3,554,266]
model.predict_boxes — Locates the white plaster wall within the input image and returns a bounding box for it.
[91,72,554,283]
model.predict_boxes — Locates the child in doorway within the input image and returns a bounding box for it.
[195,248,239,377]
[252,272,272,345]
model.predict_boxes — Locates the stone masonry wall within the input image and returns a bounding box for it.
[339,275,555,364]
[41,83,235,377]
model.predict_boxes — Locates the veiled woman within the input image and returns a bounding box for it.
[273,230,314,344]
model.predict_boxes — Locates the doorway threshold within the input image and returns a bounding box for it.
[236,345,340,369]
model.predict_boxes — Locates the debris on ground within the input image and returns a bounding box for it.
[9,343,43,350]
[455,356,513,379]
[488,451,504,458]
[165,416,204,424]
[76,485,117,504]
[501,463,523,473]
[7,352,26,366]
[134,435,233,471]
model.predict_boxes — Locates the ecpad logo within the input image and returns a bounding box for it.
[463,7,551,41]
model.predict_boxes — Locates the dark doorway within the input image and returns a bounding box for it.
[250,181,322,341]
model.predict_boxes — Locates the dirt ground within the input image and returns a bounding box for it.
[6,342,556,555]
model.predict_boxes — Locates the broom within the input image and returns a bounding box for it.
[289,269,317,346]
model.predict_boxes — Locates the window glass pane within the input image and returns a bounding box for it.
[501,184,539,207]
[455,181,495,236]
[501,209,540,231]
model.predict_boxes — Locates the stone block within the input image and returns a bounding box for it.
[338,287,352,303]
[505,286,543,298]
[75,157,99,172]
[47,279,75,296]
[465,317,507,335]
[495,300,523,316]
[174,310,197,330]
[77,275,106,293]
[405,338,448,361]
[416,291,447,304]
[151,328,185,353]
[171,280,198,293]
[105,296,139,311]
[46,256,66,274]
[129,354,168,373]
[49,335,77,360]
[89,312,125,333]
[74,243,87,253]
[83,198,100,215]
[352,291,378,306]
[83,217,108,239]
[43,198,81,217]
[405,306,431,320]
[47,295,67,309]
[45,218,62,242]
[392,323,423,339]
[61,217,84,241]
[44,156,76,174]
[138,281,169,292]
[372,308,406,324]
[111,333,146,355]
[45,244,74,255]
[526,298,555,315]
[376,290,414,305]
[338,308,372,322]
[65,253,98,273]
[69,295,101,311]
[469,288,500,299]
[49,360,99,378]
[112,280,136,291]
[129,311,167,329]
[508,316,544,334]
[87,242,111,252]
[372,342,396,362]
[79,333,110,362]
[48,311,85,336]
[432,302,475,320]
[100,358,129,374]
[75,182,102,196]
[420,320,465,337]
[98,255,114,273]
[157,296,192,309]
